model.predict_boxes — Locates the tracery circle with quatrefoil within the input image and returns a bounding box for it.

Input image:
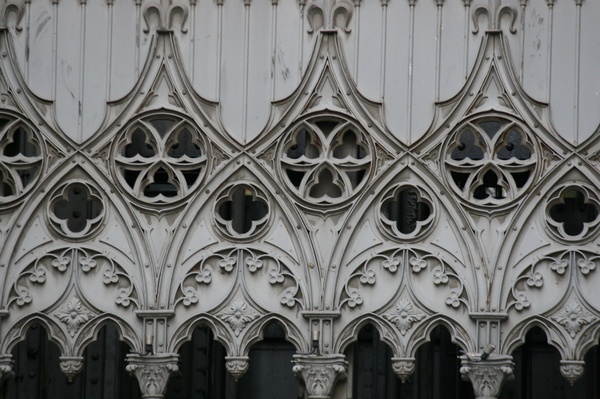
[545,185,600,243]
[443,115,537,209]
[279,114,372,207]
[112,113,209,205]
[0,114,43,205]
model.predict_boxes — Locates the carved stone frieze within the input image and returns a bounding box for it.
[391,357,416,383]
[559,360,585,386]
[293,355,347,399]
[59,356,84,383]
[126,354,179,399]
[225,356,249,381]
[460,355,514,399]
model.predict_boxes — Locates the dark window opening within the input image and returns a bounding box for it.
[143,168,178,198]
[286,129,319,159]
[549,189,599,236]
[315,120,339,137]
[218,186,268,234]
[451,130,484,161]
[53,184,103,233]
[332,130,367,159]
[382,188,431,235]
[167,129,202,158]
[3,126,39,157]
[473,171,506,200]
[308,169,342,199]
[497,130,531,161]
[123,129,155,158]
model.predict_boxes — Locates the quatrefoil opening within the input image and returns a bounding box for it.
[546,187,600,241]
[380,185,434,240]
[215,184,270,240]
[48,182,105,239]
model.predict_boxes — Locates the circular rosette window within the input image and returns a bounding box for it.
[379,184,434,240]
[113,113,209,205]
[214,183,270,240]
[48,182,105,239]
[546,185,600,242]
[0,115,43,204]
[444,116,537,208]
[279,115,372,206]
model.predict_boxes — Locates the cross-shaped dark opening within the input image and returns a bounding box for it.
[53,184,103,233]
[218,186,268,235]
[549,190,599,236]
[382,188,431,234]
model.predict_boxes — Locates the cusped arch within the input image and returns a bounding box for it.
[502,318,570,360]
[406,315,474,358]
[1,314,68,355]
[239,315,304,355]
[335,315,402,355]
[168,315,233,355]
[73,314,140,357]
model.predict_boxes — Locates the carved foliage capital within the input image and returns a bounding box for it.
[293,355,347,399]
[0,354,14,386]
[126,354,179,399]
[391,357,416,383]
[225,356,249,381]
[59,356,84,383]
[460,356,514,399]
[560,360,585,386]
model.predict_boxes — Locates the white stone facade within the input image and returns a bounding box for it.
[1,0,600,398]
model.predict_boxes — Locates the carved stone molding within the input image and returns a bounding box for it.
[225,356,249,381]
[391,357,416,383]
[59,356,84,383]
[460,355,514,399]
[0,354,14,387]
[292,355,347,399]
[559,360,585,386]
[126,354,179,399]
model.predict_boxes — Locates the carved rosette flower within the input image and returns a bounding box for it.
[391,357,416,383]
[383,299,426,335]
[59,356,84,383]
[551,301,594,338]
[559,360,585,386]
[460,356,514,399]
[126,354,179,399]
[217,300,260,336]
[54,297,94,337]
[225,356,249,381]
[293,355,347,399]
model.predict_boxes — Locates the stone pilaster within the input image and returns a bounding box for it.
[559,360,585,386]
[126,354,179,399]
[293,354,347,399]
[391,357,416,383]
[0,354,14,387]
[59,356,84,383]
[460,355,514,399]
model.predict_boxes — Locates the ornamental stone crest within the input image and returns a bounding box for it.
[551,301,594,338]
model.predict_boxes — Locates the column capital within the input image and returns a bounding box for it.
[225,356,249,381]
[59,356,84,383]
[460,355,514,399]
[126,354,179,399]
[391,357,416,383]
[560,360,585,386]
[293,354,347,399]
[0,354,14,387]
